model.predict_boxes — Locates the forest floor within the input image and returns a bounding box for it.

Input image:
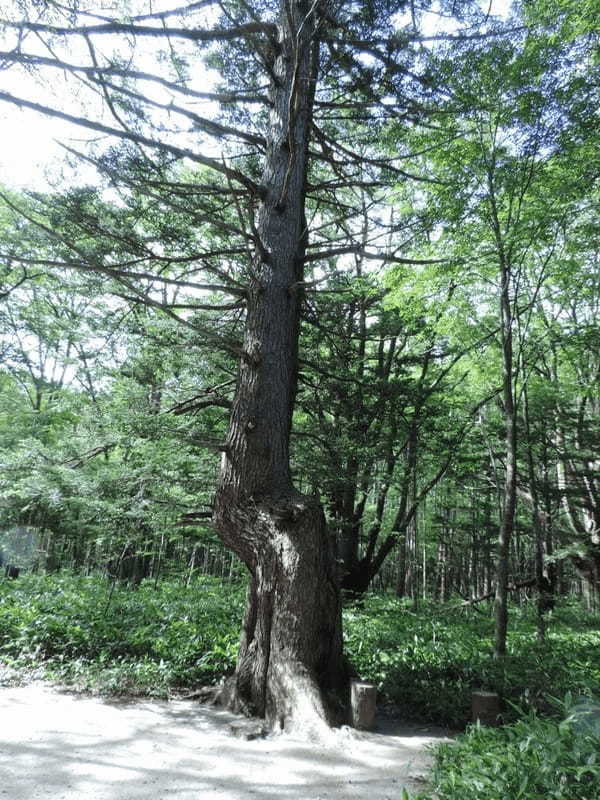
[0,678,453,800]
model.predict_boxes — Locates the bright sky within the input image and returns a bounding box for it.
[0,111,91,189]
[0,0,513,192]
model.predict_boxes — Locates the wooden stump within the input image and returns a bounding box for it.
[4,565,20,579]
[472,690,501,726]
[351,680,377,730]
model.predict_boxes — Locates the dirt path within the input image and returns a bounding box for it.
[0,683,451,799]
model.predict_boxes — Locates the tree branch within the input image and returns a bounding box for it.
[5,19,277,43]
[0,90,259,193]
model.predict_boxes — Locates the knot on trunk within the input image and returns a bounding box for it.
[260,493,316,526]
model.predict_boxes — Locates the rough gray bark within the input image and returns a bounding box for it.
[213,1,348,736]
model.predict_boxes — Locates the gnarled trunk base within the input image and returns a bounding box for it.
[216,492,349,739]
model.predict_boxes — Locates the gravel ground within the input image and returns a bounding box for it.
[0,682,452,799]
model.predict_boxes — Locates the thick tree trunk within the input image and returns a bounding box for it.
[213,2,348,736]
[228,499,346,734]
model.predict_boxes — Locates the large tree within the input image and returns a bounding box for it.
[0,0,530,733]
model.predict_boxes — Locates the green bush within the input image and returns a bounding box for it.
[411,697,600,800]
[343,596,600,727]
[0,573,243,694]
[1,575,599,720]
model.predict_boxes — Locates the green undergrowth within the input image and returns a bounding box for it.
[345,595,600,727]
[0,573,244,695]
[407,696,600,800]
[1,574,599,728]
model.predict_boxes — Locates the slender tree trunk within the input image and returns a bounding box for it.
[213,3,348,737]
[396,533,407,598]
[436,539,447,602]
[494,258,518,658]
[523,389,553,641]
[541,443,557,594]
[187,546,198,587]
[339,249,367,592]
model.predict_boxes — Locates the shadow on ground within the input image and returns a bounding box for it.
[0,684,451,799]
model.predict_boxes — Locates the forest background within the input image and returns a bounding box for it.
[0,0,599,792]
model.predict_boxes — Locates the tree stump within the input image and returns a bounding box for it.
[4,565,20,579]
[472,690,501,726]
[351,680,377,730]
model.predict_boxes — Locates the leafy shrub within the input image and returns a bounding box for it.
[0,573,243,694]
[1,576,599,719]
[343,596,600,727]
[410,696,600,800]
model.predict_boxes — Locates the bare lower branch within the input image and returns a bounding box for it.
[0,49,270,105]
[4,19,277,42]
[304,244,452,265]
[1,255,247,297]
[0,90,258,193]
